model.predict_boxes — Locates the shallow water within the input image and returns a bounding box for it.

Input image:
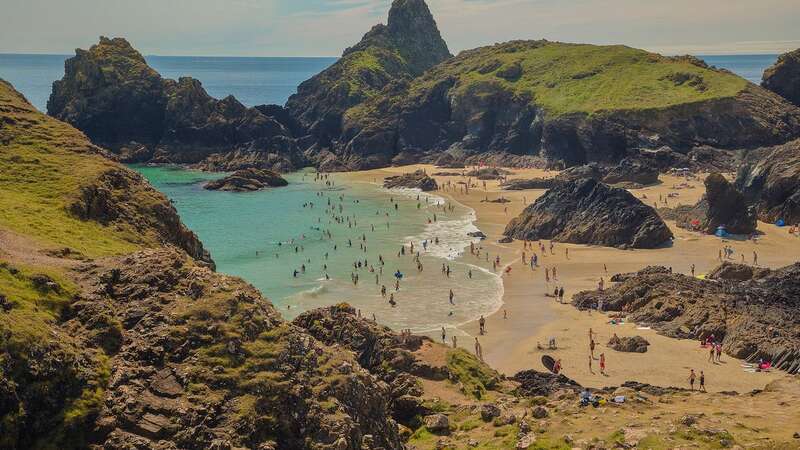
[134,166,503,333]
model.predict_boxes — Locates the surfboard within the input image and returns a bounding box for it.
[542,355,557,373]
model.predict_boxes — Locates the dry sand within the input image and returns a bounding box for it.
[342,164,800,393]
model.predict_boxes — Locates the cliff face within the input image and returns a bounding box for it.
[762,48,800,107]
[47,37,301,171]
[334,41,800,170]
[736,138,800,225]
[285,0,451,144]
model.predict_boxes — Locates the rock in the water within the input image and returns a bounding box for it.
[383,170,438,191]
[671,173,757,235]
[602,157,659,186]
[503,178,673,248]
[572,262,800,374]
[607,335,650,353]
[736,139,800,225]
[204,168,288,192]
[762,48,800,107]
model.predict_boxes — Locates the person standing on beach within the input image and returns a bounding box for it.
[441,326,446,343]
[691,264,695,277]
[452,335,458,348]
[479,315,486,335]
[699,370,706,392]
[599,353,606,375]
[588,354,594,374]
[449,289,455,305]
[688,369,697,390]
[558,286,564,303]
[590,337,596,359]
[474,337,483,361]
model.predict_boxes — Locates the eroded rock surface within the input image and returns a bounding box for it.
[762,48,800,107]
[383,170,438,191]
[204,168,288,192]
[736,138,800,225]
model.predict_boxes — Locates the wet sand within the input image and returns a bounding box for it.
[342,165,800,393]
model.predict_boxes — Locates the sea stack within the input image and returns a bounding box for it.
[204,168,289,192]
[503,178,673,248]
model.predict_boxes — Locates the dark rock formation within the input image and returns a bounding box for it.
[286,0,450,145]
[572,263,800,374]
[510,370,581,397]
[204,168,288,192]
[555,163,607,182]
[465,167,509,180]
[48,37,301,170]
[602,157,659,186]
[501,178,556,190]
[607,335,650,353]
[707,262,770,282]
[670,173,757,235]
[762,48,800,107]
[503,178,673,248]
[736,139,800,225]
[610,266,671,283]
[383,170,438,191]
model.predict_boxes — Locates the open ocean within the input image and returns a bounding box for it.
[0,52,778,332]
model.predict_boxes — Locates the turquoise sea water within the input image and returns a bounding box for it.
[135,165,502,332]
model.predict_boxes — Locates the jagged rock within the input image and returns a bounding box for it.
[572,262,800,374]
[503,178,673,248]
[424,413,450,434]
[510,370,582,397]
[610,266,672,283]
[607,335,650,353]
[466,167,509,180]
[556,163,606,182]
[707,262,770,282]
[204,168,288,192]
[762,48,800,106]
[670,173,757,235]
[736,139,800,225]
[286,0,450,147]
[602,157,660,186]
[480,403,501,422]
[383,170,438,191]
[48,37,300,170]
[468,231,487,240]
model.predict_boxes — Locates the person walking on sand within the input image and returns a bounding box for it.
[688,369,697,390]
[452,335,457,348]
[441,326,446,343]
[588,354,594,374]
[479,315,486,335]
[599,353,606,375]
[699,370,706,392]
[753,251,758,266]
[474,337,483,361]
[590,337,596,359]
[715,342,723,362]
[558,286,564,303]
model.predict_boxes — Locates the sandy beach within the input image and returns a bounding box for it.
[344,164,800,393]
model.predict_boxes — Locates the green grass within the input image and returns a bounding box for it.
[0,79,147,257]
[351,40,748,120]
[445,348,499,399]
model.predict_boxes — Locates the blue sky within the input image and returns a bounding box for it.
[2,0,799,56]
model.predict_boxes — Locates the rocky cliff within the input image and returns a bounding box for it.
[503,178,673,248]
[573,263,800,374]
[47,37,302,171]
[736,138,800,225]
[285,0,451,145]
[667,173,757,235]
[762,48,800,107]
[333,41,800,170]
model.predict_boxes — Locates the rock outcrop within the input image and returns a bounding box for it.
[383,170,438,191]
[607,335,650,353]
[47,37,301,170]
[669,173,757,235]
[736,138,800,225]
[501,178,557,190]
[203,168,288,192]
[762,48,800,107]
[334,40,800,170]
[286,0,451,146]
[504,178,673,248]
[572,263,800,373]
[602,157,659,186]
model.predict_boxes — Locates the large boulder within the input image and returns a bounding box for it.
[503,178,673,248]
[602,157,660,186]
[671,173,757,235]
[762,48,800,107]
[383,170,438,191]
[736,139,800,225]
[204,168,288,192]
[607,335,650,353]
